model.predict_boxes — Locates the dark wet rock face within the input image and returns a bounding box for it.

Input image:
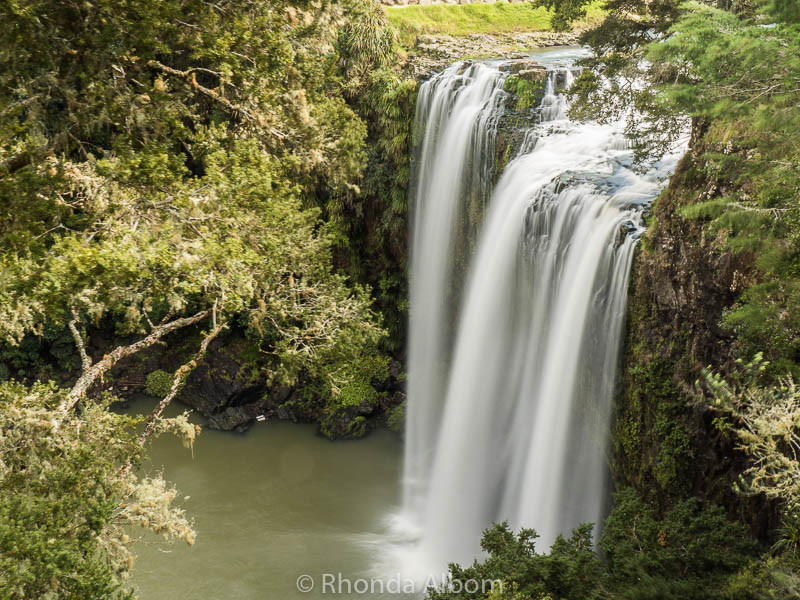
[178,338,263,418]
[206,404,264,432]
[613,139,778,538]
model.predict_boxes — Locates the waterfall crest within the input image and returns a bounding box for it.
[400,51,684,575]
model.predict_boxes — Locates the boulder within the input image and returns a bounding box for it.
[177,335,264,416]
[516,66,547,83]
[500,58,545,75]
[206,403,264,432]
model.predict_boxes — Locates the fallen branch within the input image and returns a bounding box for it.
[728,202,788,220]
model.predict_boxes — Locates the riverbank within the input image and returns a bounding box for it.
[401,31,580,78]
[386,1,605,46]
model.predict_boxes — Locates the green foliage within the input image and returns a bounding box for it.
[615,355,695,501]
[427,522,603,600]
[723,556,800,600]
[337,0,397,99]
[600,489,757,598]
[145,369,173,398]
[538,0,592,31]
[721,281,800,377]
[701,355,800,512]
[0,381,195,599]
[330,43,418,352]
[428,489,764,600]
[386,399,405,434]
[773,513,800,558]
[503,75,546,111]
[768,0,800,23]
[275,346,393,439]
[0,0,389,393]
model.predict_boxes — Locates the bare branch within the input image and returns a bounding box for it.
[137,319,226,446]
[68,308,91,375]
[728,202,788,220]
[118,318,227,476]
[145,59,286,139]
[146,60,255,122]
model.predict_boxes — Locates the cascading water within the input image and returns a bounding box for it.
[405,62,506,517]
[398,49,685,577]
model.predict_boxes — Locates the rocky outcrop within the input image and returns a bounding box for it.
[106,328,404,436]
[492,59,575,179]
[613,130,777,537]
[404,32,579,79]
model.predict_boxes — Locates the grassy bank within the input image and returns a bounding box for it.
[386,1,606,45]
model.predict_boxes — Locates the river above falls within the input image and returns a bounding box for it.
[123,399,402,599]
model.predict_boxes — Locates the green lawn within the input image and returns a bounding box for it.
[386,1,606,46]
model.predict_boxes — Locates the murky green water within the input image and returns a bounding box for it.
[124,399,402,599]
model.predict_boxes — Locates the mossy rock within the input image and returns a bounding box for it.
[145,369,173,397]
[503,73,546,112]
[387,400,405,435]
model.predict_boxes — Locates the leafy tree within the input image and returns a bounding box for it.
[600,489,758,598]
[0,0,393,595]
[0,381,196,599]
[701,354,800,573]
[426,522,604,600]
[701,355,800,508]
[329,0,418,351]
[0,0,388,412]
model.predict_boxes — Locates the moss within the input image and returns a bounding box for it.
[503,74,545,112]
[145,369,173,398]
[615,355,695,503]
[334,67,418,355]
[615,147,782,534]
[288,353,393,440]
[387,400,405,434]
[321,414,368,440]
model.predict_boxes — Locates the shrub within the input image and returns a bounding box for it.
[427,488,763,600]
[145,369,173,398]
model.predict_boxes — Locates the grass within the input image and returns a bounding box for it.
[385,1,606,46]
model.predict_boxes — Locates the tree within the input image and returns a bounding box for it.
[0,0,388,411]
[0,381,196,599]
[426,490,762,600]
[0,0,392,595]
[702,356,800,521]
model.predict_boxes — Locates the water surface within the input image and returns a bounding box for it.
[126,400,402,599]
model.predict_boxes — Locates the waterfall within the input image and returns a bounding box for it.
[405,62,506,516]
[399,51,684,576]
